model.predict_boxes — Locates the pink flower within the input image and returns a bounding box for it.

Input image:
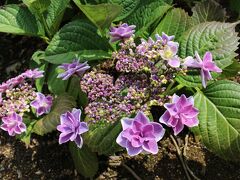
[22,68,44,79]
[160,94,199,135]
[183,51,222,88]
[109,23,136,42]
[116,111,165,156]
[0,112,26,136]
[6,75,25,88]
[57,108,89,148]
[30,92,53,117]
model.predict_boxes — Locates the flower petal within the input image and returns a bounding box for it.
[142,140,158,154]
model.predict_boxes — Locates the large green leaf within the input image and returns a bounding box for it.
[122,0,172,36]
[47,64,68,95]
[69,143,98,178]
[84,121,122,155]
[175,71,202,88]
[152,8,192,41]
[191,0,227,25]
[219,60,240,79]
[46,0,70,35]
[45,19,111,64]
[33,94,76,135]
[22,0,50,14]
[192,80,240,161]
[108,0,140,21]
[177,21,239,88]
[44,50,111,64]
[73,1,122,31]
[0,4,44,36]
[180,22,239,68]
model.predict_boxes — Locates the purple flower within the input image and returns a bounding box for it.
[22,68,44,79]
[116,111,165,156]
[159,94,199,136]
[57,60,90,80]
[109,23,136,42]
[6,75,25,89]
[0,112,26,136]
[0,82,9,93]
[57,108,89,148]
[183,51,222,88]
[156,32,175,45]
[159,42,180,68]
[30,92,53,117]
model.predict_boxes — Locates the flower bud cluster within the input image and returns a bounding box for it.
[0,83,36,117]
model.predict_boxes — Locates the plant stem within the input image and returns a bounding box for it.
[39,14,52,39]
[167,84,184,95]
[165,80,175,94]
[183,133,189,157]
[122,163,142,180]
[170,135,191,180]
[66,77,72,93]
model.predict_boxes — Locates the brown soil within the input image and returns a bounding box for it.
[1,131,240,180]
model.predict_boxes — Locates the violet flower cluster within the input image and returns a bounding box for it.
[0,69,53,136]
[80,25,185,125]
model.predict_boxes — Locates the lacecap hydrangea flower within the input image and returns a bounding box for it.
[57,108,89,148]
[159,94,199,135]
[30,92,53,117]
[116,111,165,156]
[57,60,90,80]
[183,51,222,88]
[0,68,44,93]
[0,112,26,136]
[109,23,136,42]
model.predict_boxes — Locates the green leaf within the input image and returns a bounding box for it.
[108,0,140,21]
[180,22,239,69]
[0,4,44,36]
[175,71,202,88]
[19,120,37,145]
[35,63,46,92]
[192,80,240,161]
[122,0,172,36]
[152,8,192,41]
[47,64,68,95]
[44,50,111,64]
[67,76,81,99]
[73,1,122,31]
[22,0,51,14]
[84,121,122,155]
[45,19,111,63]
[69,143,98,178]
[192,0,227,25]
[219,60,240,78]
[178,21,239,88]
[45,0,71,35]
[33,94,76,135]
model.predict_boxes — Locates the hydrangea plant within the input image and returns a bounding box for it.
[0,0,239,179]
